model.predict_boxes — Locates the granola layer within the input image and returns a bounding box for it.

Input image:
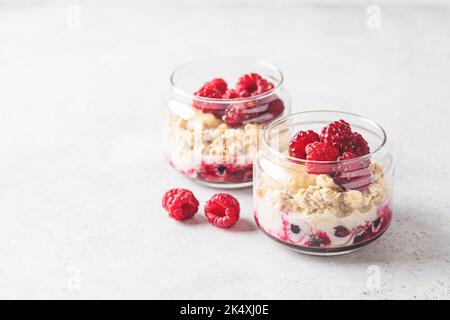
[254,158,392,248]
[166,107,265,182]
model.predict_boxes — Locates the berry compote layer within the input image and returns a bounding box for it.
[254,117,393,254]
[166,73,288,187]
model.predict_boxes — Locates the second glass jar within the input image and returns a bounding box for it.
[165,57,291,188]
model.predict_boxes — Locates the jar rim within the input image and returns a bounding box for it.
[263,110,388,164]
[169,56,285,104]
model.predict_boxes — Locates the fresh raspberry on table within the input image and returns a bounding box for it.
[320,119,354,154]
[162,188,199,221]
[288,130,320,159]
[204,193,240,228]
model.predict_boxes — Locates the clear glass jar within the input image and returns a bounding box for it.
[254,111,394,255]
[165,57,291,188]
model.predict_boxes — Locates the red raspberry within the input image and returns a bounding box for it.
[162,188,199,221]
[236,73,274,96]
[210,78,228,94]
[253,78,274,96]
[333,151,371,190]
[266,98,285,119]
[193,79,228,116]
[222,89,239,99]
[337,151,356,161]
[223,104,248,127]
[320,120,354,154]
[238,90,251,98]
[236,73,261,94]
[288,130,320,159]
[223,102,260,128]
[194,83,223,99]
[305,142,340,174]
[351,132,370,157]
[204,193,240,228]
[305,142,340,161]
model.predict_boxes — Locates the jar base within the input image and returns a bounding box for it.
[193,178,252,189]
[259,225,388,256]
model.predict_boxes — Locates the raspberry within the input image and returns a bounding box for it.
[238,90,251,98]
[193,79,228,116]
[161,188,199,221]
[236,73,274,96]
[337,151,356,161]
[320,120,354,154]
[194,82,223,99]
[305,142,340,161]
[210,78,228,94]
[204,193,240,228]
[223,102,260,128]
[267,98,285,119]
[305,142,340,174]
[222,89,239,99]
[288,130,320,159]
[223,104,248,127]
[253,78,274,96]
[333,151,371,190]
[236,73,261,94]
[351,132,370,157]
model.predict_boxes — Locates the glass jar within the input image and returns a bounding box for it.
[165,57,291,188]
[254,111,394,255]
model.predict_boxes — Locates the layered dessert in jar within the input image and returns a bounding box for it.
[165,57,290,188]
[254,111,394,255]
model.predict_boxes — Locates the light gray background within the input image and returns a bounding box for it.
[1,0,449,299]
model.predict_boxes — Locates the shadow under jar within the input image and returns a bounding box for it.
[165,57,291,188]
[254,111,394,255]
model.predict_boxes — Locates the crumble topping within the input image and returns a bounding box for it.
[256,161,387,217]
[168,109,265,163]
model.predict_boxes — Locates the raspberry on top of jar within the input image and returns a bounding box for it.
[193,73,285,127]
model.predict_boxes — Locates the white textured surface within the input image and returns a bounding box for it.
[1,0,450,299]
